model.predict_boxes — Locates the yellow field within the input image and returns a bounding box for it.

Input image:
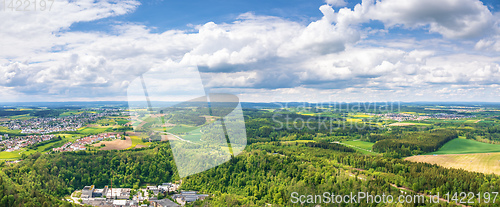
[401,112,417,115]
[351,114,373,118]
[126,135,151,149]
[346,118,362,122]
[406,153,500,175]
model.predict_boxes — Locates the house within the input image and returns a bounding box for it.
[147,186,159,194]
[171,191,208,204]
[112,200,127,206]
[82,185,95,198]
[150,198,179,207]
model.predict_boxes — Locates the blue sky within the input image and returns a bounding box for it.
[1,0,500,102]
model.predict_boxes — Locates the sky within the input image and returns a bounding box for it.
[1,0,500,103]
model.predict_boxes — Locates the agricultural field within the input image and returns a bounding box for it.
[425,137,500,155]
[77,126,112,134]
[168,125,199,134]
[8,114,34,120]
[342,140,374,151]
[127,135,151,149]
[59,111,84,117]
[340,140,379,155]
[281,140,316,144]
[350,114,373,118]
[94,136,132,150]
[406,153,500,175]
[388,122,432,126]
[0,126,21,134]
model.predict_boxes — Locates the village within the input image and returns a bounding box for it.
[0,134,54,152]
[380,112,476,122]
[1,109,120,134]
[52,133,122,152]
[73,182,208,207]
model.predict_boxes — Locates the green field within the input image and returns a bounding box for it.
[340,140,379,155]
[127,135,151,149]
[59,111,84,117]
[342,140,374,151]
[0,126,21,134]
[168,125,199,134]
[426,137,500,155]
[77,127,112,134]
[8,114,33,120]
[115,118,130,125]
[182,130,203,142]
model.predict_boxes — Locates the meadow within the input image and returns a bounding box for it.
[126,135,151,149]
[425,137,500,155]
[340,140,379,155]
[77,126,112,134]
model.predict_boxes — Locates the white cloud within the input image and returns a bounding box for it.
[1,0,500,102]
[325,0,347,7]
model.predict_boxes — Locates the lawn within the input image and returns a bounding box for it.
[426,137,500,155]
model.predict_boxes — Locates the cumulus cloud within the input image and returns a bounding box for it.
[1,0,500,102]
[325,0,347,7]
[367,0,496,39]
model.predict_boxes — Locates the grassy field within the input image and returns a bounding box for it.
[351,114,373,118]
[59,111,83,117]
[115,118,130,125]
[8,114,33,120]
[0,151,24,160]
[406,153,500,175]
[425,137,500,155]
[182,130,203,142]
[77,126,112,134]
[168,125,199,134]
[283,140,316,143]
[0,126,21,134]
[342,140,374,151]
[126,135,151,149]
[340,140,380,155]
